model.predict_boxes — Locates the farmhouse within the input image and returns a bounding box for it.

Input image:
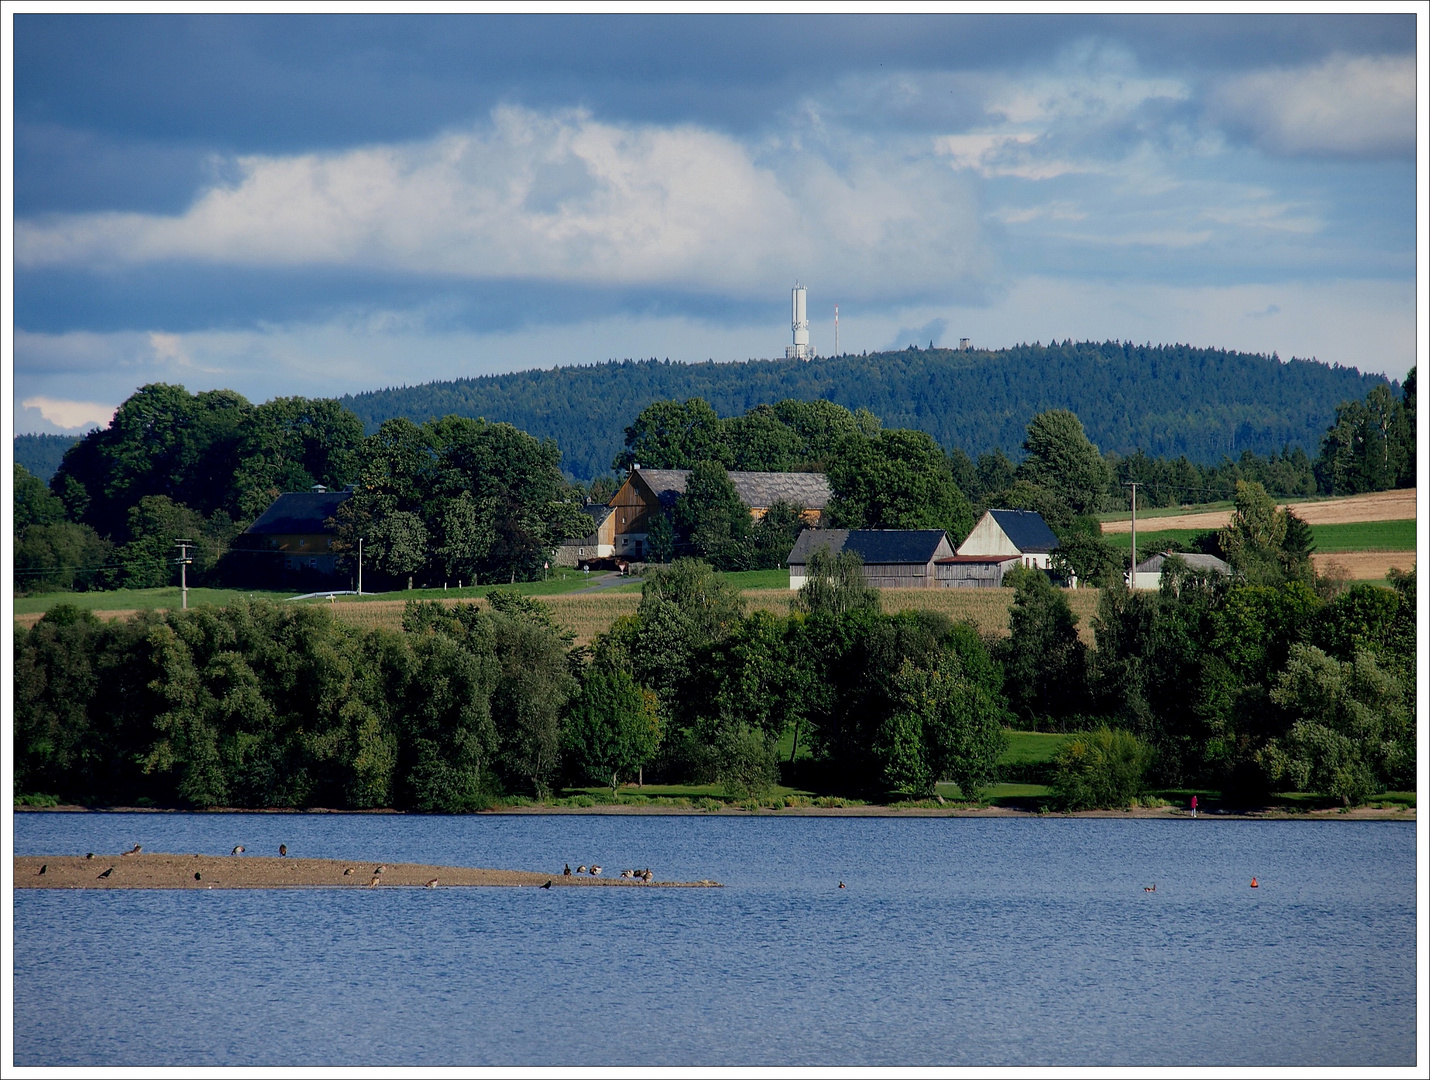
[1132,551,1231,590]
[241,488,352,580]
[786,529,955,590]
[607,466,832,560]
[956,509,1061,569]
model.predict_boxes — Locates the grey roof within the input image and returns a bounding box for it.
[787,529,950,566]
[246,491,351,535]
[630,468,830,509]
[987,509,1061,553]
[1135,551,1231,576]
[562,505,613,545]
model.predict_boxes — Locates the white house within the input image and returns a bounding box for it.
[956,509,1061,569]
[1132,551,1231,590]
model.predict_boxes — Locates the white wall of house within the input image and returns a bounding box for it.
[789,570,807,591]
[957,513,1021,557]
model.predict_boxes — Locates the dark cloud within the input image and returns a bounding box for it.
[12,264,789,336]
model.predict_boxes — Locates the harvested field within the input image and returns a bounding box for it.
[15,588,1105,644]
[1100,487,1416,533]
[1311,551,1416,581]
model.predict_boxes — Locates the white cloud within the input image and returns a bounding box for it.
[1212,54,1416,158]
[20,396,117,431]
[13,106,986,302]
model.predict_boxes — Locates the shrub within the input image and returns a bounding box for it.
[1050,727,1152,810]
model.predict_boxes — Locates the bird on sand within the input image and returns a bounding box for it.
[641,869,652,882]
[231,845,245,855]
[97,867,114,879]
[589,865,602,876]
[425,879,439,888]
[194,872,201,881]
[540,880,553,889]
[577,865,587,874]
[621,869,634,878]
[38,864,47,875]
[368,875,381,888]
[122,844,142,856]
[85,853,94,859]
[374,865,387,875]
[564,864,572,876]
[279,844,288,857]
[344,867,355,876]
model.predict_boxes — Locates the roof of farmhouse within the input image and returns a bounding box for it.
[246,490,352,535]
[987,509,1061,553]
[631,468,831,509]
[787,529,950,566]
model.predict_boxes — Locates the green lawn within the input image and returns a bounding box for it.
[1100,519,1415,553]
[14,568,610,616]
[1001,730,1074,764]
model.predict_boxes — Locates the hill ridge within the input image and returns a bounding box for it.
[339,341,1389,482]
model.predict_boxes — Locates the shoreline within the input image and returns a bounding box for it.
[14,803,1414,821]
[13,854,720,890]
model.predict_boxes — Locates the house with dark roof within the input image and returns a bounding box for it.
[956,509,1061,570]
[786,529,954,590]
[242,488,352,580]
[607,466,832,560]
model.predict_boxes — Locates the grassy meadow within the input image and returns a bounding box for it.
[1100,519,1415,554]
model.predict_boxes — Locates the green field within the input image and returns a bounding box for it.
[1099,500,1234,523]
[1100,519,1415,553]
[1001,730,1074,764]
[13,567,612,617]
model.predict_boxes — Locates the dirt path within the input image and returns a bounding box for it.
[1101,488,1416,533]
[13,854,719,889]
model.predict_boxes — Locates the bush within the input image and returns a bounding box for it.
[714,723,779,799]
[1050,727,1152,810]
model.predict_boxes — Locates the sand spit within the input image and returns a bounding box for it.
[13,854,720,890]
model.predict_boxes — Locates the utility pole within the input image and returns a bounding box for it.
[834,305,839,357]
[357,537,363,596]
[1122,482,1139,588]
[174,539,193,610]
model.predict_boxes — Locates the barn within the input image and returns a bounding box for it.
[786,529,955,589]
[956,509,1061,569]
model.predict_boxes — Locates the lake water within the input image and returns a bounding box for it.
[12,812,1417,1067]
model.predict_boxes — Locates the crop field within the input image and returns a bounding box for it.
[1099,487,1415,532]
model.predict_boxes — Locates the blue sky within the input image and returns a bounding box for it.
[10,13,1419,433]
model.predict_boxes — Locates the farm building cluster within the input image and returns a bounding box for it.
[238,466,1185,591]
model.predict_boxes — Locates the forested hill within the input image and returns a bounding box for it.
[14,433,81,481]
[342,342,1389,482]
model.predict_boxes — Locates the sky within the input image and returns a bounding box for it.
[7,12,1422,434]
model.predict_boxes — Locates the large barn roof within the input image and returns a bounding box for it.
[630,468,830,509]
[787,529,950,566]
[245,491,351,535]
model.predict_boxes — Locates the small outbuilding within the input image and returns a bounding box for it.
[786,529,955,590]
[1132,551,1231,590]
[554,505,616,567]
[956,509,1061,569]
[934,553,1021,588]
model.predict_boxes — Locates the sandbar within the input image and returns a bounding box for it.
[13,854,720,889]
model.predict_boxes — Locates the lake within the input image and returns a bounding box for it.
[11,812,1416,1067]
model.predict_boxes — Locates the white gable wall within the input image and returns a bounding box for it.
[957,511,1052,569]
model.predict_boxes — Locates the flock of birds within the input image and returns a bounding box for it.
[562,864,653,881]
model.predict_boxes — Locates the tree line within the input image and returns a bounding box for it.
[339,341,1392,483]
[16,533,1413,810]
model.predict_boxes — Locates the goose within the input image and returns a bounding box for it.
[1144,884,1156,892]
[85,853,94,859]
[641,869,652,882]
[122,844,142,856]
[38,864,47,875]
[97,866,114,879]
[374,865,387,875]
[620,869,634,878]
[425,879,439,888]
[194,872,202,881]
[344,867,355,876]
[368,875,381,888]
[589,865,602,876]
[540,880,553,889]
[577,865,587,874]
[279,844,288,857]
[231,845,245,855]
[563,864,572,876]
[838,881,845,889]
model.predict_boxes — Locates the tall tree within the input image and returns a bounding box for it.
[1017,409,1111,517]
[827,429,974,541]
